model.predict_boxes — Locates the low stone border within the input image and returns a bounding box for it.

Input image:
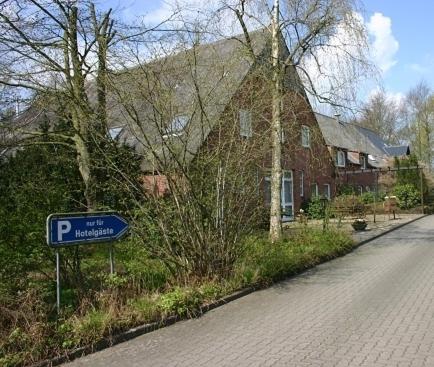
[31,214,428,367]
[352,214,427,250]
[31,287,257,367]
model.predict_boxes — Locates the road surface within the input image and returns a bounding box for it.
[66,216,434,367]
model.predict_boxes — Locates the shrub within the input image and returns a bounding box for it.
[158,287,204,317]
[360,191,375,204]
[199,282,224,302]
[127,295,160,323]
[337,184,355,195]
[305,196,327,219]
[393,184,420,209]
[70,309,113,345]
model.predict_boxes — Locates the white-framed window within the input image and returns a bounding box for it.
[324,183,331,200]
[164,115,189,137]
[239,109,252,138]
[301,125,310,147]
[358,185,363,195]
[263,171,294,219]
[365,186,371,192]
[300,171,304,197]
[311,183,318,197]
[360,154,367,169]
[108,126,123,140]
[336,150,346,167]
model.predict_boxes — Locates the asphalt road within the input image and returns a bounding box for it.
[65,215,434,367]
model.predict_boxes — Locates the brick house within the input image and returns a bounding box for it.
[315,112,410,194]
[3,30,336,220]
[104,29,336,220]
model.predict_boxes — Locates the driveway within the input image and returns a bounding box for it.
[65,215,434,367]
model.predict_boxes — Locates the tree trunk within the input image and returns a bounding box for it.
[269,0,282,242]
[68,6,96,210]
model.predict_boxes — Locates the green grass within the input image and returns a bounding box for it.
[235,228,354,285]
[0,228,353,366]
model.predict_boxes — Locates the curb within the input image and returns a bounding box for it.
[352,214,427,250]
[31,214,428,367]
[31,287,256,367]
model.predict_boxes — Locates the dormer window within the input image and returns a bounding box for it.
[360,154,367,169]
[108,126,123,140]
[164,115,189,138]
[239,109,252,138]
[301,125,310,147]
[336,150,346,167]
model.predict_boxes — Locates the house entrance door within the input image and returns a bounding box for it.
[282,171,294,221]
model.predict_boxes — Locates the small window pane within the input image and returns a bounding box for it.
[311,183,318,197]
[324,184,330,199]
[361,155,367,169]
[239,110,252,137]
[165,115,189,136]
[337,150,346,167]
[301,125,310,147]
[283,171,292,179]
[109,127,123,140]
[284,181,291,203]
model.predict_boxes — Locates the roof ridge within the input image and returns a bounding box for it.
[132,28,268,69]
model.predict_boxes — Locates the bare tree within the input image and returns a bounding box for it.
[218,0,373,242]
[404,81,434,170]
[0,0,117,209]
[103,28,272,278]
[356,89,404,144]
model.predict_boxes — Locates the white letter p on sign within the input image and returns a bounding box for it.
[57,220,71,242]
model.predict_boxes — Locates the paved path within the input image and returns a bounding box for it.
[66,216,434,367]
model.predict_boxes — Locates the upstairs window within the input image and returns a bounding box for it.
[360,154,367,169]
[164,115,189,137]
[336,150,346,167]
[239,109,252,138]
[301,125,310,147]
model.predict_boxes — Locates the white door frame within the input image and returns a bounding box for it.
[281,170,294,221]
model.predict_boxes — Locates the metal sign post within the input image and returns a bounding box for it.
[109,243,114,275]
[56,250,60,314]
[47,211,129,314]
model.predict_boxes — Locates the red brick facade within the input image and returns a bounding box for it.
[201,67,336,217]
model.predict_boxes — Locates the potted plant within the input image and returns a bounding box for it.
[352,218,367,231]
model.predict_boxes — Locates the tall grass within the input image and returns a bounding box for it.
[0,228,353,366]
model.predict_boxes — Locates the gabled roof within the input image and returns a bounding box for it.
[384,145,410,157]
[3,30,270,168]
[315,112,385,157]
[315,112,410,164]
[102,29,271,170]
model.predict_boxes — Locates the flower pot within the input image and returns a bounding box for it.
[352,220,367,231]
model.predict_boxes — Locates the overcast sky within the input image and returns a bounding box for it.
[104,0,434,104]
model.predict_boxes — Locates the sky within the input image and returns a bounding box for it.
[104,0,434,104]
[362,0,434,101]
